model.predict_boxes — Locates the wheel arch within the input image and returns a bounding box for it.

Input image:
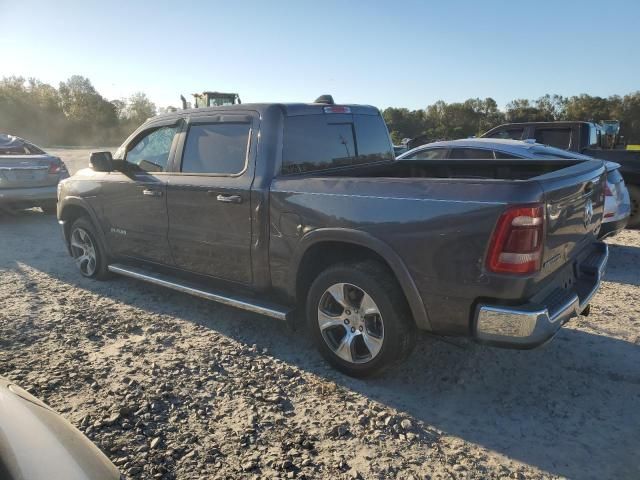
[59,197,109,256]
[290,228,432,330]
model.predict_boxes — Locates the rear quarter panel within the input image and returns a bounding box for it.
[269,176,545,334]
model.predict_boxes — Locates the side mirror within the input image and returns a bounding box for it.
[90,151,113,172]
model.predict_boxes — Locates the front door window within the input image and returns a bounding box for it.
[125,125,179,172]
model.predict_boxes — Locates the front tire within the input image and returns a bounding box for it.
[69,217,110,279]
[306,260,416,377]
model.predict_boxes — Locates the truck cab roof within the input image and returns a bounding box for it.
[152,103,380,122]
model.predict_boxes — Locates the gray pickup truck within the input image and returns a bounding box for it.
[57,99,609,376]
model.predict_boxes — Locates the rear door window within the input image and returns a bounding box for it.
[404,148,448,160]
[181,122,251,174]
[449,148,495,159]
[282,113,393,175]
[353,114,394,162]
[494,151,522,159]
[534,128,572,149]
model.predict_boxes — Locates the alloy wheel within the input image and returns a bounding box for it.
[317,283,385,364]
[70,227,97,276]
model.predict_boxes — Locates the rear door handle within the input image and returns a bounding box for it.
[215,194,242,204]
[142,189,163,197]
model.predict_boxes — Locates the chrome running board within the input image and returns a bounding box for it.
[108,263,290,321]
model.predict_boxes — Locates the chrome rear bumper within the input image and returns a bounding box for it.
[474,242,608,348]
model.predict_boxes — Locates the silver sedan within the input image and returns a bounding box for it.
[0,133,69,213]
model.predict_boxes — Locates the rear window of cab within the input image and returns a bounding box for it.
[282,113,394,175]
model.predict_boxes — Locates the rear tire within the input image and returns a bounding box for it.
[69,217,111,280]
[627,185,640,229]
[306,260,416,377]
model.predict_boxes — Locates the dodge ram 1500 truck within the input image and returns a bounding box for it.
[57,99,609,376]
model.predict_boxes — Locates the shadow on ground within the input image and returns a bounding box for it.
[1,210,639,480]
[605,242,640,287]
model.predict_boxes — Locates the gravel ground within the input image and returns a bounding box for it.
[1,150,639,479]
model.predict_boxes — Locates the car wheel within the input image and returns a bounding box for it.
[628,185,640,228]
[307,260,416,377]
[40,201,57,215]
[69,217,110,279]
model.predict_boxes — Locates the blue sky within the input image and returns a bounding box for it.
[2,0,639,110]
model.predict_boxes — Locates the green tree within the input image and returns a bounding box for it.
[505,99,545,122]
[111,99,127,120]
[564,94,621,123]
[125,92,156,125]
[382,107,426,143]
[534,94,567,121]
[58,75,118,144]
[0,76,67,144]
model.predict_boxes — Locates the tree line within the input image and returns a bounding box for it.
[0,75,157,146]
[1,75,639,146]
[383,93,640,145]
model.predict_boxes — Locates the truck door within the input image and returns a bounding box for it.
[165,114,256,285]
[100,121,180,265]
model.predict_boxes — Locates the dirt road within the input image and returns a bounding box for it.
[0,166,639,478]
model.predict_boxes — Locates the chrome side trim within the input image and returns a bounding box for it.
[107,264,289,321]
[270,190,505,205]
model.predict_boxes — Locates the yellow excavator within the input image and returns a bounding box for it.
[180,91,241,110]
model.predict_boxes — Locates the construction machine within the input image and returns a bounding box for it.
[180,91,241,110]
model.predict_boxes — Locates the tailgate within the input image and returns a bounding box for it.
[538,159,606,276]
[0,155,57,188]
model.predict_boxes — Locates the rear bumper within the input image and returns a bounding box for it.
[474,242,608,348]
[0,185,57,204]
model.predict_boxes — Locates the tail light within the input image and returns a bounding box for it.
[603,182,613,197]
[48,158,66,174]
[486,204,544,274]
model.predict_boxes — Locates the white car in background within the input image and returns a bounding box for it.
[397,138,630,239]
[599,164,631,237]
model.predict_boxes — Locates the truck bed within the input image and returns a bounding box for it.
[270,157,606,336]
[320,158,584,181]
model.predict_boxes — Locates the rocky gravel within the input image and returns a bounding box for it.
[1,206,639,479]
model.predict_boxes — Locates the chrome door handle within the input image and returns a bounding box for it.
[216,194,242,204]
[142,189,163,197]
